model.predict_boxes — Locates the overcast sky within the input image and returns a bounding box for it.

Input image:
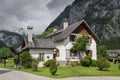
[0,0,74,34]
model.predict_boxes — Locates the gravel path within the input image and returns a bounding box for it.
[0,68,120,80]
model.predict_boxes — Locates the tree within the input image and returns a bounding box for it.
[71,35,88,52]
[40,28,54,38]
[0,47,13,67]
[20,51,32,68]
[97,58,110,70]
[97,45,108,59]
[32,57,40,71]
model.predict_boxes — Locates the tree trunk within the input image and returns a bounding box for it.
[3,59,6,67]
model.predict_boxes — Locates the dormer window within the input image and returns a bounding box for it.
[70,34,77,42]
[70,35,76,42]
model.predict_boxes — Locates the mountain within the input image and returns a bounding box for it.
[47,0,120,39]
[47,0,120,49]
[0,30,24,49]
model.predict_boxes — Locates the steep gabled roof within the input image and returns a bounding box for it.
[30,38,56,49]
[16,38,56,53]
[46,20,100,42]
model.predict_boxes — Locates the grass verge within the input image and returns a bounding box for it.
[0,59,120,78]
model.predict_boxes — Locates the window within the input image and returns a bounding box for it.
[56,49,60,57]
[86,50,92,56]
[70,35,76,42]
[39,53,44,61]
[88,36,92,43]
[70,51,77,57]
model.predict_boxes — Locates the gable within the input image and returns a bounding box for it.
[72,23,89,35]
[72,22,100,42]
[48,20,100,42]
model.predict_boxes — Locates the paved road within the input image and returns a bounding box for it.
[0,68,120,80]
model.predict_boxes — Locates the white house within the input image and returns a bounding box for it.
[18,20,100,67]
[45,20,100,65]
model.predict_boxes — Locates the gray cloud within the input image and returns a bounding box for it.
[0,0,74,34]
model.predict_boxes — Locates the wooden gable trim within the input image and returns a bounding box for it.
[72,20,100,42]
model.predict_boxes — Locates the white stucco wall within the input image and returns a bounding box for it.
[90,38,97,60]
[55,36,97,62]
[55,40,66,61]
[29,48,54,67]
[55,37,73,61]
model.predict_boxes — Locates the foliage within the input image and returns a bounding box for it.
[97,45,108,59]
[44,59,54,67]
[0,41,7,48]
[97,59,110,70]
[20,51,32,68]
[117,56,120,63]
[80,56,92,67]
[1,59,120,78]
[0,47,13,67]
[71,35,88,52]
[71,61,78,67]
[91,60,97,67]
[13,55,19,65]
[40,28,54,38]
[32,58,40,71]
[101,37,120,50]
[118,64,120,70]
[49,59,58,75]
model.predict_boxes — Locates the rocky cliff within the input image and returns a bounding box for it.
[47,0,120,40]
[0,30,24,49]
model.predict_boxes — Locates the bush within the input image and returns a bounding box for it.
[71,61,77,67]
[80,56,92,67]
[32,58,40,71]
[44,59,54,67]
[13,55,19,65]
[20,51,32,68]
[91,60,97,67]
[49,59,58,75]
[97,59,110,70]
[117,56,120,63]
[118,64,120,70]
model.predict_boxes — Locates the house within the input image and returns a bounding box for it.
[16,26,56,67]
[17,20,100,67]
[45,20,100,65]
[107,50,120,62]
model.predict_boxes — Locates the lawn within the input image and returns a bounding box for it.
[0,59,120,78]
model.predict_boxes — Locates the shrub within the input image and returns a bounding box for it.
[49,59,58,75]
[32,58,40,71]
[44,59,54,67]
[80,56,92,67]
[13,55,19,65]
[20,51,32,68]
[97,59,110,70]
[118,63,120,70]
[91,60,97,67]
[117,56,120,63]
[71,61,77,67]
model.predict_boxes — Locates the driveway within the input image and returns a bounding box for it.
[0,68,120,80]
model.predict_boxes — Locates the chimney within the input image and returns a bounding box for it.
[27,26,33,42]
[63,18,68,30]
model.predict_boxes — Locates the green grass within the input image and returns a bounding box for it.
[0,59,120,78]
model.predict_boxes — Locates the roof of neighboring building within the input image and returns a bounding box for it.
[46,20,100,42]
[28,38,56,49]
[16,38,56,53]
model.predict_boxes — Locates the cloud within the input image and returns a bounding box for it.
[0,0,74,34]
